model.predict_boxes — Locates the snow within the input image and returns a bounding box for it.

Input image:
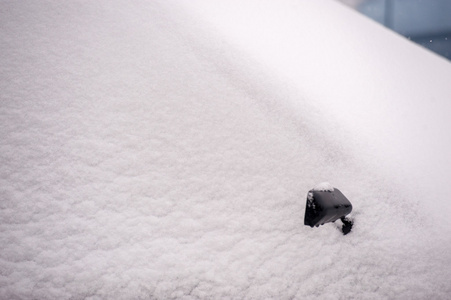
[312,182,335,192]
[1,0,451,299]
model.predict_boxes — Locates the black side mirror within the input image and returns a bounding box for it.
[304,186,353,235]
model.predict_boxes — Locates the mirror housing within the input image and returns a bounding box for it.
[304,187,353,234]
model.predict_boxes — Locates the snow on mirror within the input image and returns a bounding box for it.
[304,183,353,235]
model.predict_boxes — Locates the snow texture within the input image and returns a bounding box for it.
[1,0,451,299]
[312,182,335,192]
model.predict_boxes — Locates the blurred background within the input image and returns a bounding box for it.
[337,0,451,61]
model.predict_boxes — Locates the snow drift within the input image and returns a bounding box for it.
[1,0,451,299]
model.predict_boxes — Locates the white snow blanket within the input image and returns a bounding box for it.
[1,0,451,299]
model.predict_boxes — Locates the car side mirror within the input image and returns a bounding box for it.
[304,185,353,235]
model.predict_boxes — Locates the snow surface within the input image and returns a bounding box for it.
[1,0,451,299]
[312,182,335,192]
